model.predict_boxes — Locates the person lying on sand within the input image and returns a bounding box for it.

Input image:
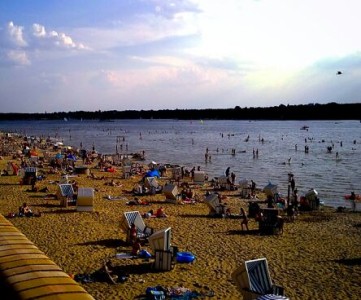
[17,202,41,217]
[126,198,149,206]
[19,202,33,217]
[105,179,122,187]
[156,206,167,218]
[88,172,105,180]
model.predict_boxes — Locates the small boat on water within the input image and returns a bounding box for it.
[300,125,309,130]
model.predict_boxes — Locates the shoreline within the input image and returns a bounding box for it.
[0,131,360,299]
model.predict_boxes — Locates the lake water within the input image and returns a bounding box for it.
[1,119,360,208]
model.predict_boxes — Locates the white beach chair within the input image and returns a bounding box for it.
[76,187,94,212]
[163,184,179,203]
[232,258,286,300]
[149,227,172,252]
[193,171,205,185]
[149,227,177,271]
[205,193,224,215]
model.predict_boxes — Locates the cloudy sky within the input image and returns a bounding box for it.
[0,0,360,113]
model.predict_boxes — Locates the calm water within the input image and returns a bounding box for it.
[1,119,360,207]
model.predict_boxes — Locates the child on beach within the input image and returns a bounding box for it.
[240,208,249,231]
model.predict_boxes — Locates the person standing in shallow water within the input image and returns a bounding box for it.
[290,175,296,193]
[231,172,236,185]
[225,167,230,177]
[251,180,256,194]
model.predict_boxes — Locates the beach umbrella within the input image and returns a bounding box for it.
[67,154,77,161]
[145,170,160,178]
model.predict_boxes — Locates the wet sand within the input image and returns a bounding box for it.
[0,135,360,299]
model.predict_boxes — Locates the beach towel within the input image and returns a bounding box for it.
[105,195,127,201]
[115,253,135,259]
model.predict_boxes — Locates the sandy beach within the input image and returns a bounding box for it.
[0,134,360,300]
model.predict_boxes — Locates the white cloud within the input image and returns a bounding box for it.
[32,23,46,37]
[75,8,199,51]
[6,49,30,65]
[0,21,89,66]
[32,23,87,49]
[1,1,361,112]
[7,21,27,47]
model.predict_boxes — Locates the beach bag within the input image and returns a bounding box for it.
[139,249,152,258]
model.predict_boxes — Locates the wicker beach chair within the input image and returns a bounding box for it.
[57,184,75,207]
[204,193,226,216]
[232,258,285,300]
[149,227,177,271]
[120,211,154,243]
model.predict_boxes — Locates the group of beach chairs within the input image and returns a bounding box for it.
[119,211,288,299]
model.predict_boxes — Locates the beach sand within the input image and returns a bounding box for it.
[0,139,360,299]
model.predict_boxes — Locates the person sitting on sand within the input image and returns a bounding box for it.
[131,238,142,256]
[70,180,79,193]
[48,166,59,174]
[130,223,137,244]
[19,202,33,217]
[225,207,232,217]
[181,187,193,200]
[156,206,167,218]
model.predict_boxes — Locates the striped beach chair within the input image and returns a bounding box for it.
[120,211,154,243]
[232,258,285,300]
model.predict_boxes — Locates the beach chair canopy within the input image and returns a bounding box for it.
[58,184,74,198]
[232,258,285,300]
[149,227,171,252]
[163,184,178,200]
[144,177,159,189]
[205,194,220,211]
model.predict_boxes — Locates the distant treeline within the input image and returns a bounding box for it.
[0,102,360,121]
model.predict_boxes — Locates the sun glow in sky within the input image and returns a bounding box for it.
[0,0,360,113]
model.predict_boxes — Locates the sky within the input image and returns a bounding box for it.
[0,0,361,113]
